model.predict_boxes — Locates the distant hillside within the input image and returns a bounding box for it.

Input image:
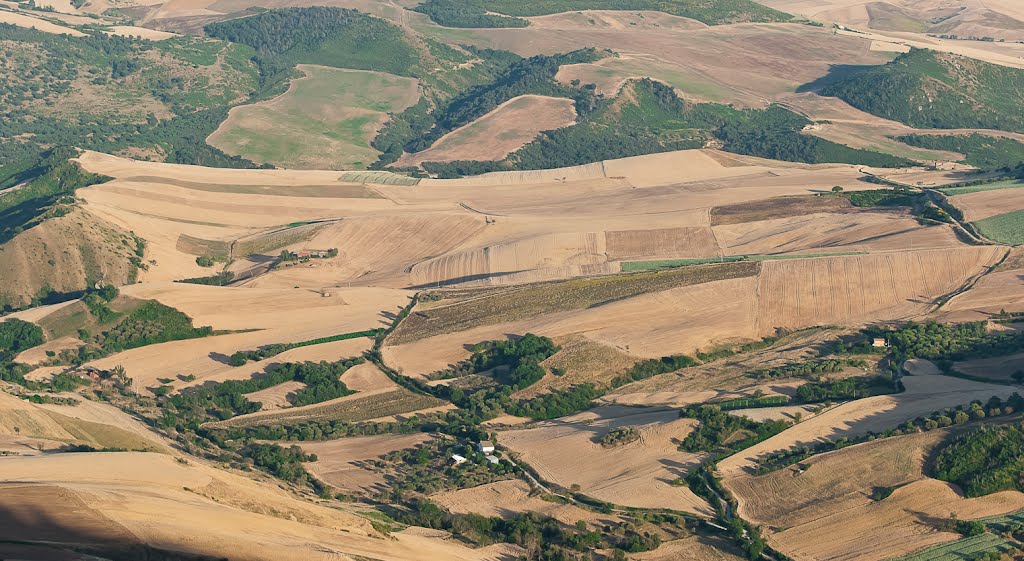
[413,0,791,28]
[0,148,141,310]
[817,49,1024,133]
[420,79,912,176]
[0,25,261,167]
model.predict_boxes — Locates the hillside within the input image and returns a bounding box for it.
[816,49,1024,133]
[413,0,792,28]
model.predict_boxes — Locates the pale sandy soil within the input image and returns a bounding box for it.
[714,212,963,255]
[727,404,820,423]
[340,360,398,392]
[725,428,1024,561]
[718,374,1020,476]
[300,433,433,494]
[432,479,624,527]
[943,269,1024,316]
[106,25,177,39]
[755,246,1005,331]
[14,336,81,365]
[0,9,85,35]
[397,95,577,166]
[952,187,1024,222]
[0,452,507,561]
[0,391,161,452]
[498,406,713,516]
[243,381,306,410]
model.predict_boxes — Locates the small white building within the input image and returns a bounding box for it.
[476,442,495,454]
[451,454,467,465]
[485,455,500,465]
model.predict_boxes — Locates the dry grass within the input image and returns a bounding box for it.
[498,405,713,515]
[397,95,576,166]
[301,433,433,495]
[432,479,624,528]
[212,388,449,428]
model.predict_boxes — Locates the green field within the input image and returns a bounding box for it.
[974,210,1024,246]
[208,66,420,170]
[894,533,1017,561]
[939,179,1024,196]
[621,252,867,271]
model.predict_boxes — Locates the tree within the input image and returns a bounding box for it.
[832,185,844,192]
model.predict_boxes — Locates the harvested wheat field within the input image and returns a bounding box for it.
[0,452,507,561]
[955,352,1024,382]
[301,433,433,495]
[719,374,1020,476]
[397,95,576,166]
[0,391,161,452]
[714,212,964,255]
[755,247,1006,331]
[951,187,1024,222]
[943,269,1024,318]
[432,479,622,527]
[632,535,747,561]
[498,406,712,515]
[725,428,1024,561]
[0,9,85,35]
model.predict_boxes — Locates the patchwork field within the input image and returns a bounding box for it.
[397,95,577,166]
[208,66,419,170]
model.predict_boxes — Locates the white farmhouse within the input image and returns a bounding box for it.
[476,442,495,453]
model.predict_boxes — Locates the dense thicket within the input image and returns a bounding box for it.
[413,0,790,27]
[0,147,111,243]
[818,49,1024,132]
[469,333,559,389]
[205,7,418,90]
[896,133,1024,169]
[933,424,1024,497]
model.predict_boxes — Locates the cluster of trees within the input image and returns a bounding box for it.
[0,27,263,169]
[413,0,528,28]
[609,353,700,388]
[468,333,559,389]
[754,393,1024,475]
[376,439,518,498]
[241,443,318,484]
[98,301,213,352]
[843,188,919,208]
[679,404,791,456]
[600,426,640,448]
[883,320,1024,367]
[897,133,1024,170]
[794,375,894,403]
[159,358,362,431]
[0,147,111,244]
[389,499,659,560]
[933,418,1024,497]
[695,336,779,363]
[752,358,867,380]
[819,49,1024,133]
[177,271,235,286]
[205,7,419,90]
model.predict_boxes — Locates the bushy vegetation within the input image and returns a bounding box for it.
[177,271,236,286]
[159,358,362,431]
[389,498,662,559]
[896,134,1024,169]
[818,49,1024,133]
[228,329,383,366]
[98,301,213,352]
[679,404,790,457]
[752,358,867,380]
[0,318,44,361]
[0,147,111,244]
[469,333,559,389]
[794,376,894,403]
[375,439,519,498]
[933,423,1024,497]
[883,321,1024,366]
[413,0,791,27]
[205,7,419,91]
[242,443,319,484]
[0,26,261,168]
[600,426,640,447]
[422,81,912,177]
